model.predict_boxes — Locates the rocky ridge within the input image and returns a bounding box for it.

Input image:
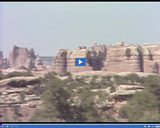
[53,41,160,74]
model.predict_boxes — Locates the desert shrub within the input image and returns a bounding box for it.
[34,85,46,96]
[137,110,160,122]
[63,72,72,76]
[44,72,57,79]
[101,75,112,81]
[76,87,102,122]
[123,73,142,85]
[90,83,103,89]
[29,109,53,122]
[100,78,114,88]
[113,75,127,85]
[108,96,114,102]
[90,75,98,85]
[30,73,102,122]
[105,114,117,122]
[75,76,85,84]
[111,74,143,85]
[27,84,46,96]
[119,75,160,122]
[51,71,57,75]
[89,75,110,89]
[141,75,160,110]
[39,76,47,83]
[119,91,159,122]
[57,72,71,77]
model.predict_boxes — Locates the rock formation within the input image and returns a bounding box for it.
[0,75,42,122]
[53,49,68,73]
[53,41,160,74]
[142,43,160,73]
[0,76,39,87]
[2,58,10,69]
[67,48,93,72]
[34,56,45,71]
[0,51,10,69]
[0,51,3,67]
[53,42,107,73]
[8,45,37,70]
[103,43,143,72]
[1,42,160,74]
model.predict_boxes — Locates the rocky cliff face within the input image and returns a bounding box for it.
[142,44,160,73]
[53,42,107,73]
[9,45,36,69]
[53,49,68,73]
[53,42,160,74]
[103,42,143,72]
[0,51,3,66]
[8,45,45,71]
[0,51,10,69]
[0,75,42,122]
[2,42,160,74]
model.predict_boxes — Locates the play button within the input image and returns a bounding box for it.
[75,58,86,66]
[79,60,82,64]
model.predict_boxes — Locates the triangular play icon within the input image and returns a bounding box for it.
[79,60,82,64]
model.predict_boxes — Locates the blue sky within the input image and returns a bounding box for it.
[1,2,160,57]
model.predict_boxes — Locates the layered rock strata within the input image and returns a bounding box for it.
[53,41,160,74]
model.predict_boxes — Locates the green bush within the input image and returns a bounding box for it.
[118,75,160,122]
[30,73,102,122]
[123,73,142,85]
[119,91,159,122]
[90,75,98,85]
[63,72,72,76]
[29,109,53,122]
[101,75,112,81]
[75,77,85,84]
[113,75,127,85]
[31,73,160,122]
